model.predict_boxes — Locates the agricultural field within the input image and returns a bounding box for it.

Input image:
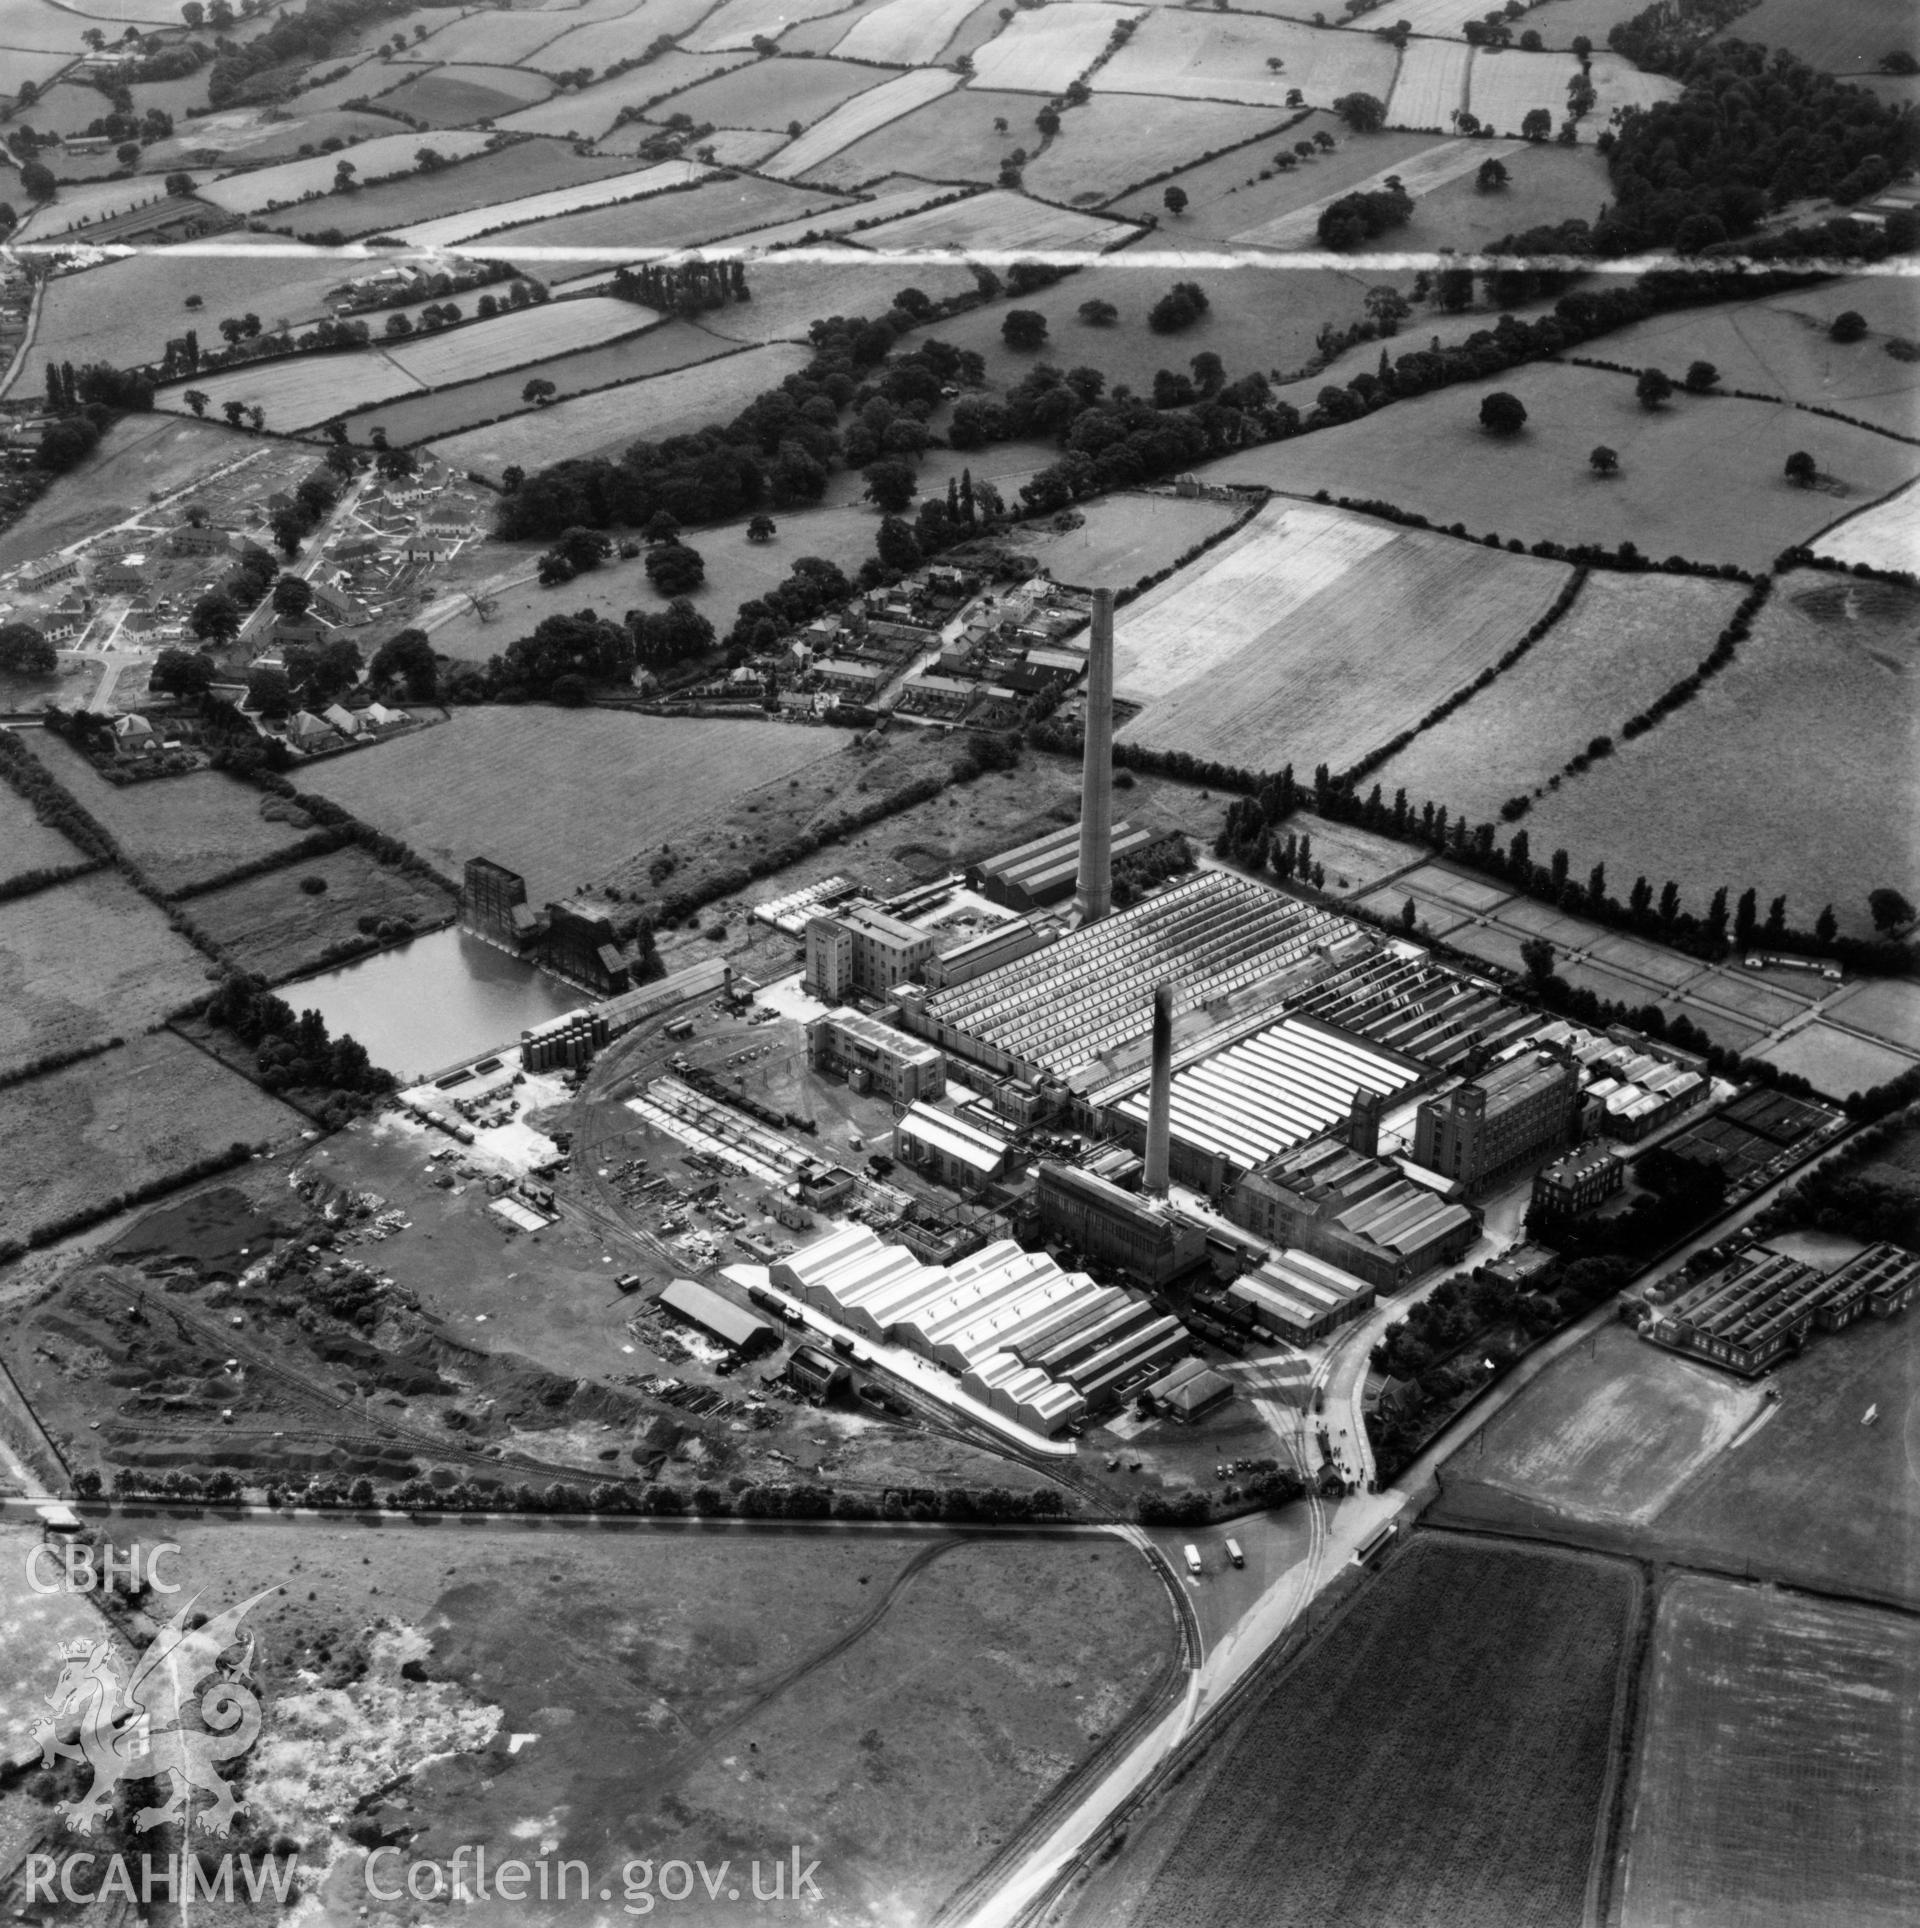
[1109,498,1571,774]
[0,870,214,1075]
[1023,95,1293,209]
[1230,135,1519,247]
[524,0,729,73]
[0,1033,302,1248]
[1205,363,1920,571]
[1386,35,1472,131]
[1390,137,1615,254]
[668,177,948,254]
[969,2,1140,94]
[832,0,981,66]
[1378,569,1747,823]
[1815,481,1920,574]
[185,843,457,983]
[411,7,581,65]
[643,53,895,131]
[156,349,426,433]
[28,741,315,895]
[337,318,737,445]
[297,708,846,905]
[368,61,556,126]
[273,138,643,241]
[387,156,714,248]
[696,254,978,346]
[197,131,496,215]
[1717,0,1919,71]
[1584,47,1688,116]
[424,340,810,477]
[146,105,400,165]
[487,173,854,259]
[1068,1536,1638,1928]
[763,66,960,178]
[1019,490,1248,591]
[801,86,1066,191]
[848,186,1140,254]
[490,51,750,138]
[0,414,252,571]
[0,0,100,53]
[0,787,83,886]
[1096,9,1400,109]
[684,0,857,51]
[13,173,212,240]
[1519,570,1920,942]
[1465,43,1585,134]
[1620,1576,1920,1928]
[382,294,651,384]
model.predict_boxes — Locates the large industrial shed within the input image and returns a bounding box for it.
[1229,1250,1376,1344]
[657,1278,777,1357]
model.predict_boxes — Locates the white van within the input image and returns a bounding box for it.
[1183,1543,1203,1577]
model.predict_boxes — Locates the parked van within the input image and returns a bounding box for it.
[1183,1543,1204,1577]
[1225,1538,1245,1569]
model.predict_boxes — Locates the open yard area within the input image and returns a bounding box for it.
[1519,570,1920,942]
[1068,1535,1638,1928]
[297,708,847,907]
[185,843,457,984]
[0,869,215,1074]
[1023,94,1292,209]
[1378,568,1747,823]
[763,66,960,178]
[0,1033,302,1246]
[424,341,810,478]
[1620,1575,1920,1928]
[29,742,314,895]
[1110,498,1571,775]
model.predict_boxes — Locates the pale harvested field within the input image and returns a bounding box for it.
[1464,43,1580,135]
[389,157,713,248]
[1379,570,1746,820]
[1385,35,1470,131]
[801,87,1064,192]
[0,870,213,1074]
[646,53,895,131]
[1021,491,1245,590]
[158,351,424,434]
[341,318,735,443]
[1815,481,1920,574]
[1621,1577,1920,1928]
[298,708,845,904]
[849,185,1139,253]
[1584,47,1686,116]
[384,295,649,383]
[487,173,854,258]
[425,340,808,475]
[1096,10,1398,109]
[832,0,979,66]
[1520,570,1919,940]
[414,7,579,64]
[1113,500,1571,773]
[1443,1326,1766,1532]
[1024,94,1291,209]
[971,2,1142,93]
[600,121,784,166]
[492,52,751,138]
[685,0,856,50]
[198,132,496,215]
[31,739,311,895]
[14,174,212,241]
[1202,364,1920,570]
[763,66,960,179]
[0,785,84,886]
[526,0,727,72]
[1232,136,1516,246]
[1827,977,1920,1054]
[1757,1022,1918,1099]
[368,62,556,126]
[274,139,642,240]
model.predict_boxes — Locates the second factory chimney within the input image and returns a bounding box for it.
[1144,982,1174,1196]
[1075,585,1115,925]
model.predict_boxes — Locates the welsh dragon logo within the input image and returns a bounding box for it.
[32,1589,276,1837]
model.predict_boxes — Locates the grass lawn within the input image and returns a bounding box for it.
[297,708,848,907]
[1203,362,1920,571]
[1067,1535,1638,1928]
[185,843,457,983]
[1755,1020,1919,1100]
[1718,0,1918,69]
[1620,1575,1920,1928]
[0,1033,303,1245]
[0,870,215,1075]
[1519,571,1920,940]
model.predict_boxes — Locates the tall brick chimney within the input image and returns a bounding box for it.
[1075,586,1115,926]
[1144,983,1174,1195]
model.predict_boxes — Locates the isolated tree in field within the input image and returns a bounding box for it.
[1476,155,1510,191]
[1589,444,1619,476]
[1634,367,1674,410]
[182,388,208,417]
[1332,92,1386,133]
[1479,391,1527,435]
[1521,107,1552,141]
[1682,359,1719,393]
[1869,887,1916,933]
[1829,310,1868,343]
[150,645,216,696]
[1784,449,1817,487]
[644,541,704,596]
[1148,280,1209,334]
[190,591,240,647]
[1001,308,1048,351]
[270,574,313,620]
[522,378,557,406]
[863,458,918,514]
[1077,297,1118,326]
[1313,129,1336,151]
[746,513,776,542]
[1162,185,1188,217]
[0,621,55,675]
